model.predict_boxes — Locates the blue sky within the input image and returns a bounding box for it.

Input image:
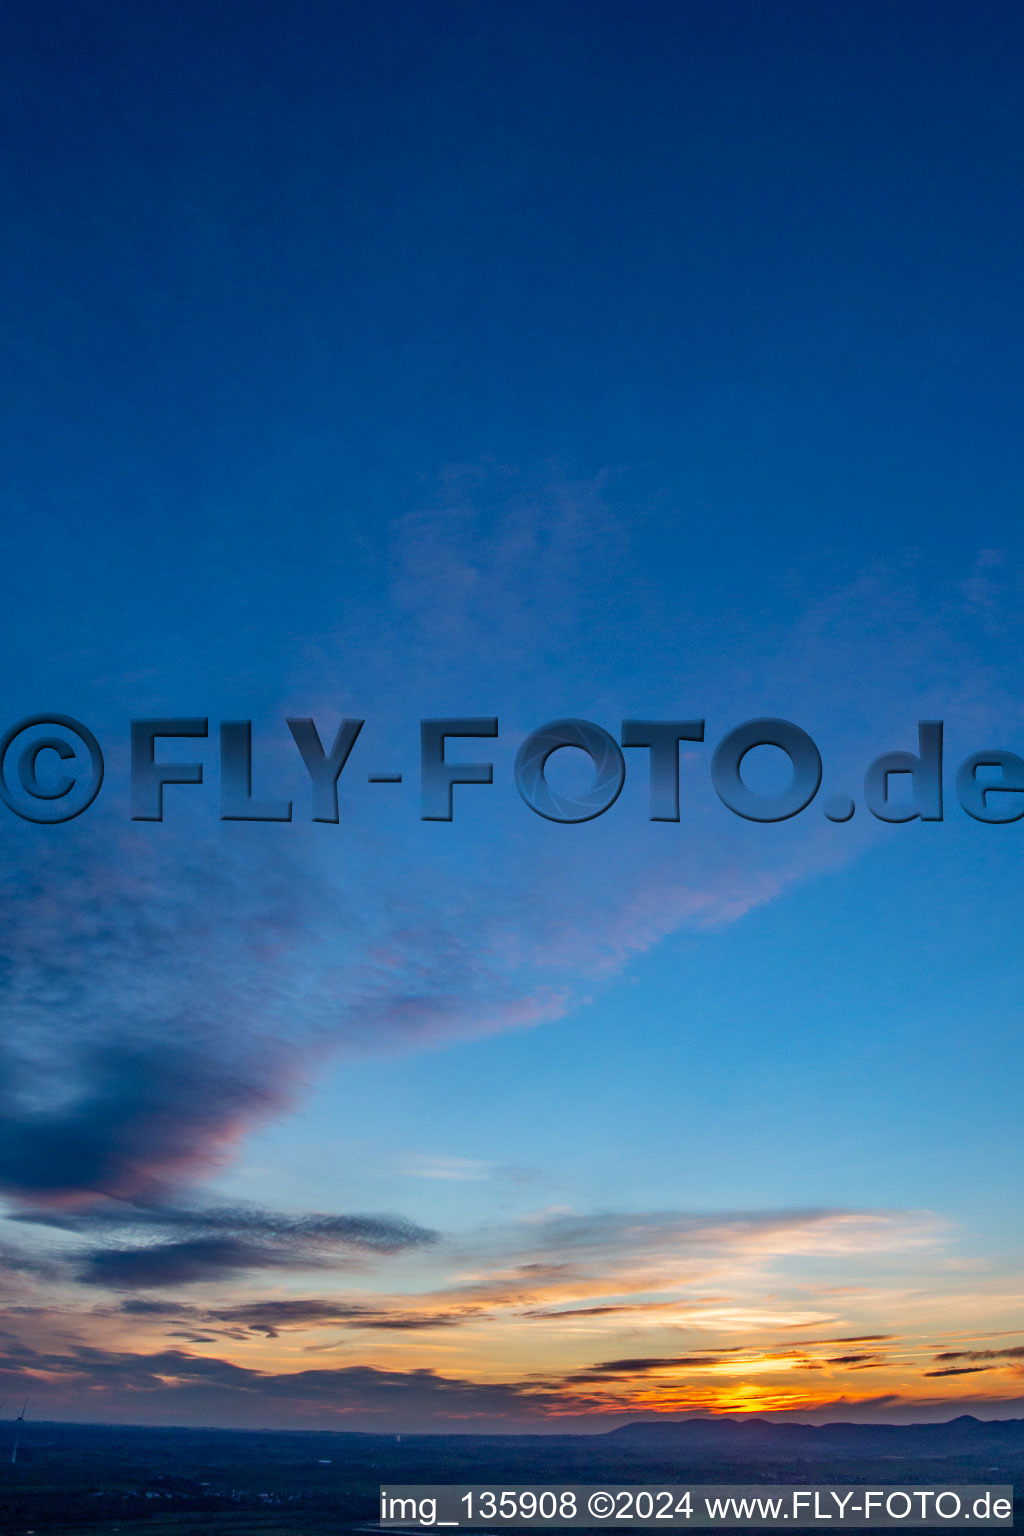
[1,0,1024,1429]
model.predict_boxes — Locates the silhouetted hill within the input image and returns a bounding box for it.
[606,1414,1024,1457]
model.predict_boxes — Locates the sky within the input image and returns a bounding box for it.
[1,0,1024,1433]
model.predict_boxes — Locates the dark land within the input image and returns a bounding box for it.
[0,1416,1020,1535]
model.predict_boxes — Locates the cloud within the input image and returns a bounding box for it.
[923,1366,996,1377]
[12,1201,438,1289]
[0,1334,916,1432]
[0,1342,603,1429]
[523,1301,686,1319]
[346,1313,469,1330]
[0,824,571,1211]
[568,1355,734,1378]
[485,1208,943,1293]
[932,1346,1024,1362]
[0,1196,999,1429]
[922,1345,1024,1379]
[399,1155,493,1181]
[112,1295,485,1338]
[563,1343,891,1385]
[6,1334,1019,1433]
[0,836,317,1207]
[0,1238,63,1286]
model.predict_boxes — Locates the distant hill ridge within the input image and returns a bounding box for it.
[605,1415,1024,1455]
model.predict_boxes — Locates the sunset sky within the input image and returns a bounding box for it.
[1,0,1024,1432]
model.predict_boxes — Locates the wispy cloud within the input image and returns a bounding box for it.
[398,1155,494,1181]
[932,1345,1024,1362]
[10,1200,438,1289]
[116,1297,481,1339]
[923,1365,996,1377]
